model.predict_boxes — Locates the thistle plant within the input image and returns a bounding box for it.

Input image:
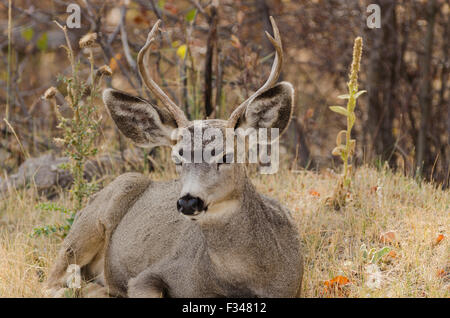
[34,23,111,237]
[329,37,364,208]
[54,23,107,211]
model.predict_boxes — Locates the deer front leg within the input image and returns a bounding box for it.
[45,173,150,297]
[127,269,168,298]
[45,213,106,296]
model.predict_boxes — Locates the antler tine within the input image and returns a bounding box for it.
[137,19,188,127]
[227,16,283,128]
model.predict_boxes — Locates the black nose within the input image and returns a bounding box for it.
[177,194,205,215]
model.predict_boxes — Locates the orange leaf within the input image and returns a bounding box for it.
[323,275,350,288]
[437,269,447,278]
[387,250,397,258]
[109,53,122,72]
[309,189,320,197]
[164,3,178,14]
[434,234,445,246]
[322,276,351,297]
[379,231,397,244]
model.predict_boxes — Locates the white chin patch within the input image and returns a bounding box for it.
[183,210,206,221]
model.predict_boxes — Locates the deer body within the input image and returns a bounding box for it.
[104,174,301,297]
[46,18,303,298]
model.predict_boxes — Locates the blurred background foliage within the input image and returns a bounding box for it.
[0,0,448,187]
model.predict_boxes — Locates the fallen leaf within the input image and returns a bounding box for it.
[309,189,320,197]
[379,231,397,244]
[322,275,351,296]
[437,269,447,278]
[323,275,350,288]
[387,250,397,258]
[382,250,397,264]
[434,234,445,246]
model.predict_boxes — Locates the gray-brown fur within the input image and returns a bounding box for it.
[46,19,303,298]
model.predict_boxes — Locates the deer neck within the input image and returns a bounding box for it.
[197,179,262,259]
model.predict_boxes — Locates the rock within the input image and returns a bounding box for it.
[0,151,141,198]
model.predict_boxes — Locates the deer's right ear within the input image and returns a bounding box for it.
[103,89,178,147]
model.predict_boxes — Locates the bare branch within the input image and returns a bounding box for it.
[137,20,188,126]
[227,16,283,128]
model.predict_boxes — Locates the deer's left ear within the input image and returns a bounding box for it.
[235,82,294,136]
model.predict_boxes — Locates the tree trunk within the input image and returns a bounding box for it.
[416,0,437,176]
[365,0,398,164]
[293,119,313,168]
[204,3,218,118]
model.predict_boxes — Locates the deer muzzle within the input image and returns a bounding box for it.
[177,194,206,216]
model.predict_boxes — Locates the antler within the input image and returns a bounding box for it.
[137,20,188,127]
[227,16,283,128]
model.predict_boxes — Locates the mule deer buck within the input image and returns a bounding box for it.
[46,17,303,298]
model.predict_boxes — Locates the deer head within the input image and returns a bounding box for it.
[103,18,294,221]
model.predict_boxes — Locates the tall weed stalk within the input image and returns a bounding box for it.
[328,37,365,209]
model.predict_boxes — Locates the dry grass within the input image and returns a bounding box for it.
[0,165,448,297]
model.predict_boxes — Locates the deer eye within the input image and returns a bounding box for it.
[172,148,184,166]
